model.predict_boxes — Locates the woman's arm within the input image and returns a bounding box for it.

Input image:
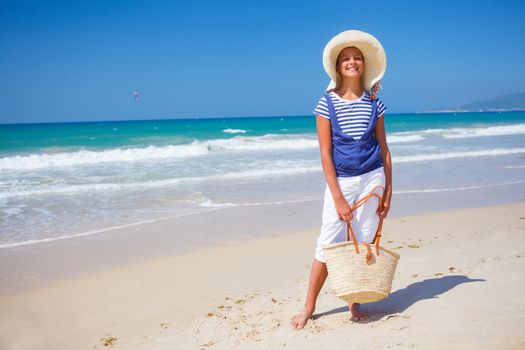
[374,115,392,218]
[316,115,353,223]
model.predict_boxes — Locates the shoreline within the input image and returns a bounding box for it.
[2,177,524,251]
[0,202,524,349]
[1,183,525,297]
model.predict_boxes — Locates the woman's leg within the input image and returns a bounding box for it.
[292,180,360,329]
[290,258,328,329]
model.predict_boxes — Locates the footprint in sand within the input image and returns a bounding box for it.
[200,340,215,348]
[309,323,325,334]
[385,314,411,321]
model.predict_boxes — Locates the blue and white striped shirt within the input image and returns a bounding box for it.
[314,91,387,141]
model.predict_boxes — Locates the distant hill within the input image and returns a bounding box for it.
[428,91,525,113]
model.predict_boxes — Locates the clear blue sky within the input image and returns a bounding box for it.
[1,0,524,123]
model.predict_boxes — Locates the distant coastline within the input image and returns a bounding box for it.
[3,109,525,126]
[421,108,525,114]
[425,91,525,114]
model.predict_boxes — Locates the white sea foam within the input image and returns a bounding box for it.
[0,143,210,170]
[393,180,525,194]
[393,147,525,163]
[0,162,321,199]
[0,134,319,170]
[0,196,323,249]
[0,132,438,171]
[2,147,525,198]
[3,175,523,249]
[387,135,425,143]
[442,124,525,139]
[4,122,523,171]
[223,128,247,134]
[390,123,525,140]
[199,197,318,208]
[207,134,317,151]
[0,209,222,249]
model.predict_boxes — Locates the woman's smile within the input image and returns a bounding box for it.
[336,46,365,79]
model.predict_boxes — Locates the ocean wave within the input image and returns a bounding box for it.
[0,143,209,170]
[393,180,525,194]
[387,135,425,143]
[0,196,324,249]
[2,147,525,197]
[0,130,436,171]
[394,147,525,163]
[2,124,524,171]
[223,128,247,134]
[0,134,319,170]
[0,162,321,199]
[208,133,318,151]
[0,209,224,249]
[391,123,525,140]
[199,197,318,208]
[442,124,525,139]
[4,148,525,199]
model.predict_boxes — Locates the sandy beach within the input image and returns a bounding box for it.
[3,1,525,349]
[1,201,524,349]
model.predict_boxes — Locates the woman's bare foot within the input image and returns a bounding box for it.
[290,309,314,329]
[349,302,368,321]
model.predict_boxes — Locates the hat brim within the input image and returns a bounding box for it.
[323,30,386,92]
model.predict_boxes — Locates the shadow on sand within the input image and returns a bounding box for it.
[314,275,485,322]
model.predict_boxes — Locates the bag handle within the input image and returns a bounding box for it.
[345,184,385,256]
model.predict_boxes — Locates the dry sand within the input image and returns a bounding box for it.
[1,202,524,349]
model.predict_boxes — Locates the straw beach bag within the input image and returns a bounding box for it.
[323,185,400,304]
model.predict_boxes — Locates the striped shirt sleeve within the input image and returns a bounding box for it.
[313,96,330,119]
[377,98,387,118]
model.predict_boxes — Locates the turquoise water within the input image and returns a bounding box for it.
[1,111,524,248]
[2,111,525,155]
[0,117,315,155]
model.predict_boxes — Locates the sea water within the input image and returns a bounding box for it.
[1,111,524,248]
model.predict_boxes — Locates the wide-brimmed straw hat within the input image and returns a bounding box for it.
[323,29,387,93]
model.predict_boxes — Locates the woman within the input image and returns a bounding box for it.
[291,30,392,329]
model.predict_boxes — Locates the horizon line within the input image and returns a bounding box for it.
[1,109,525,126]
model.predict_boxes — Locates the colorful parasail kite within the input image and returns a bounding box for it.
[133,91,139,100]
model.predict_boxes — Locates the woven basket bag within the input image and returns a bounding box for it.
[323,184,400,304]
